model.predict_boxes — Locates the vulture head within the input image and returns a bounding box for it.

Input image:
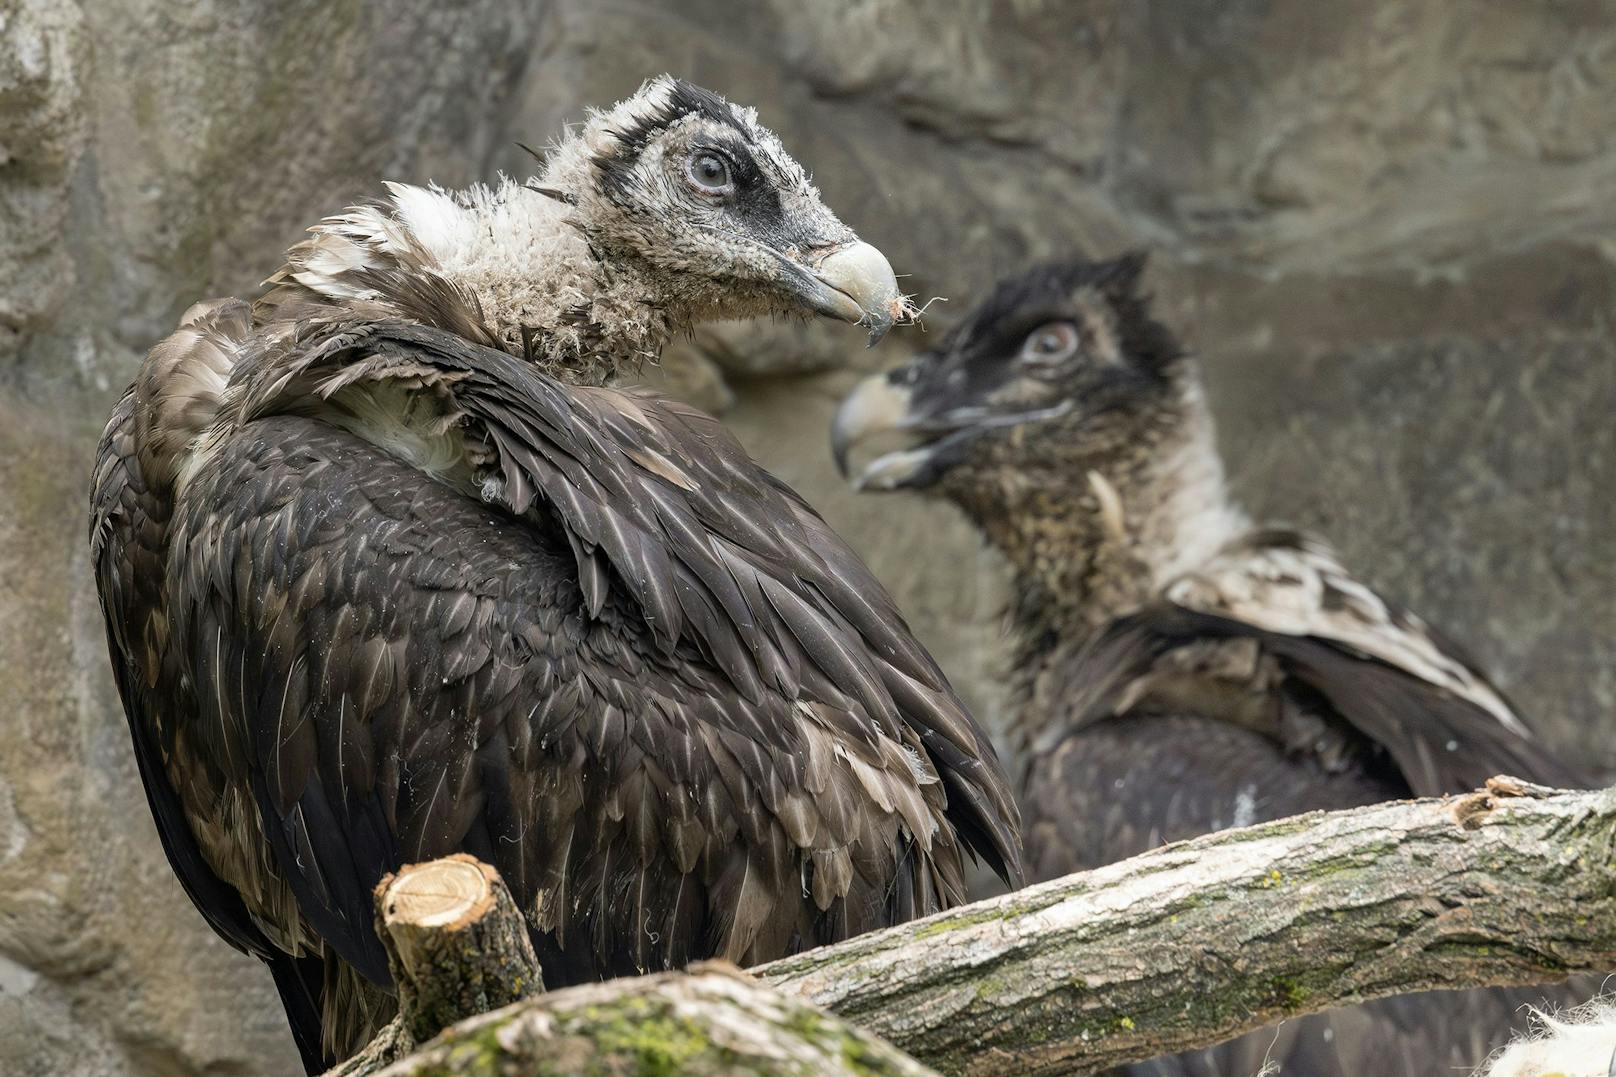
[831,253,1186,500]
[268,76,909,379]
[557,77,907,342]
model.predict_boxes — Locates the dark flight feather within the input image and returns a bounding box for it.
[96,311,1020,1069]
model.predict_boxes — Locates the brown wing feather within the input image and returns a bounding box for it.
[1168,531,1529,732]
[1027,583,1593,1076]
[137,314,1017,1058]
[93,372,333,1073]
[226,316,1020,881]
[171,413,927,969]
[1052,530,1585,798]
[91,390,277,958]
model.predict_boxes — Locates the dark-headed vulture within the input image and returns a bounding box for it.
[91,77,1020,1072]
[831,253,1592,1075]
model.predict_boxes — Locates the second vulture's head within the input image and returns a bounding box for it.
[831,254,1188,513]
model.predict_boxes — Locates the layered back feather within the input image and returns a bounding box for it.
[94,306,1021,1071]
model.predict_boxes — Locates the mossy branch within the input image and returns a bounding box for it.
[759,778,1616,1074]
[339,782,1616,1075]
[366,963,934,1076]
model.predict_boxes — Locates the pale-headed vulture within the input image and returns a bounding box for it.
[832,253,1591,1075]
[91,77,1021,1072]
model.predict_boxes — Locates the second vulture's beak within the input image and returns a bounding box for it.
[788,241,905,346]
[830,370,932,490]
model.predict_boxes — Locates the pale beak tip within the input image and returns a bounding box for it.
[829,372,914,484]
[814,241,903,343]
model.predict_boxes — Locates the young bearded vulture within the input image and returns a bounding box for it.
[90,77,1021,1072]
[832,253,1591,1075]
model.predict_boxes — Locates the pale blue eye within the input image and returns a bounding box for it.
[687,152,733,193]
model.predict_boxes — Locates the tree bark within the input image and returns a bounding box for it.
[340,781,1616,1075]
[759,779,1616,1073]
[376,854,544,1045]
[371,962,936,1076]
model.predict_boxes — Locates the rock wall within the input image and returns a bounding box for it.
[1,1,1611,1073]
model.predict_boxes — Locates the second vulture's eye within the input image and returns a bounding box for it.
[1019,321,1080,365]
[685,151,734,196]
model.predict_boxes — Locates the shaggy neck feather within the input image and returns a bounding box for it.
[969,368,1248,650]
[267,117,688,387]
[384,175,674,385]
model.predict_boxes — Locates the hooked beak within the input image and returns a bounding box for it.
[830,371,930,490]
[782,241,905,346]
[833,368,1078,491]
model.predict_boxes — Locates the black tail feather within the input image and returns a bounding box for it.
[267,951,328,1075]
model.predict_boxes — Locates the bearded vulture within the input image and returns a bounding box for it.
[91,77,1021,1072]
[831,253,1591,1075]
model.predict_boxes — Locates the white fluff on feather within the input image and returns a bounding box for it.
[1479,996,1616,1077]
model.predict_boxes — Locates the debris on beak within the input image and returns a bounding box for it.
[790,241,909,346]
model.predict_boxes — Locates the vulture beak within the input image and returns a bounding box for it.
[790,241,904,347]
[830,370,928,489]
[833,370,1077,491]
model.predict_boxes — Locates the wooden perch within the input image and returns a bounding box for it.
[372,963,936,1076]
[339,783,1616,1075]
[377,854,544,1044]
[759,779,1616,1073]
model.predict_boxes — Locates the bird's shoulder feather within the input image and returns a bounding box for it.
[1047,529,1583,795]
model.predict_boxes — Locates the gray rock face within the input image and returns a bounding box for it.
[1,2,1610,1073]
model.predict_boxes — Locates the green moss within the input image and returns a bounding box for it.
[405,1020,520,1077]
[1192,814,1322,847]
[1287,841,1402,883]
[784,1005,828,1040]
[588,1001,711,1076]
[781,996,912,1074]
[911,903,1012,939]
[1270,976,1311,1008]
[972,971,1013,1000]
[837,1028,908,1075]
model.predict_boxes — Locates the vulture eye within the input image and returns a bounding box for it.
[1019,322,1079,365]
[685,151,735,196]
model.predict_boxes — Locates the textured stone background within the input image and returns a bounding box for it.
[2,1,1612,1072]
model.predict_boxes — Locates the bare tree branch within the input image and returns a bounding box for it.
[759,779,1616,1073]
[377,854,544,1044]
[369,963,937,1076]
[337,782,1616,1075]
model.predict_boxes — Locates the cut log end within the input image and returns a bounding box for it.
[381,855,494,931]
[369,854,545,1062]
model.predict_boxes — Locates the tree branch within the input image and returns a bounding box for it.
[338,782,1616,1075]
[369,963,936,1076]
[759,779,1616,1073]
